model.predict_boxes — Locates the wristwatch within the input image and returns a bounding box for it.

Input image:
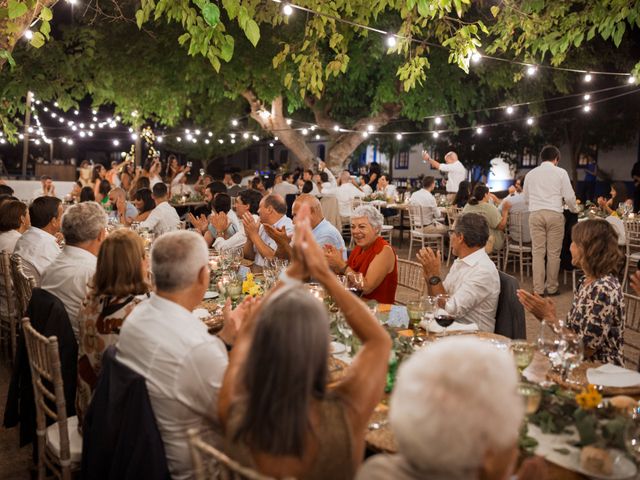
[428,276,442,286]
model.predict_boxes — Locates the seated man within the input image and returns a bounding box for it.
[242,194,293,267]
[110,186,139,224]
[272,171,299,198]
[32,175,56,199]
[500,175,531,243]
[13,196,62,284]
[226,173,244,197]
[356,337,543,480]
[140,182,180,236]
[189,193,240,247]
[336,170,364,218]
[265,194,347,261]
[116,231,242,480]
[40,201,107,340]
[416,213,500,332]
[408,176,447,234]
[210,189,262,252]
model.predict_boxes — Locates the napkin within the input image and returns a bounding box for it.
[586,364,640,388]
[421,310,478,333]
[203,291,219,300]
[386,305,410,329]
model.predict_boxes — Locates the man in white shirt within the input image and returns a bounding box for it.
[417,213,500,332]
[523,146,577,295]
[336,170,364,218]
[117,231,241,480]
[375,175,397,200]
[242,194,294,267]
[408,176,447,233]
[140,182,181,236]
[210,189,262,252]
[13,196,62,284]
[272,172,300,198]
[500,175,531,243]
[32,175,57,200]
[424,151,467,201]
[298,169,319,195]
[41,202,107,339]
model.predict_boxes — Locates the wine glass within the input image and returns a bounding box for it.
[559,331,584,384]
[406,300,425,344]
[346,271,364,297]
[537,320,563,371]
[511,340,535,378]
[336,315,353,345]
[434,294,454,334]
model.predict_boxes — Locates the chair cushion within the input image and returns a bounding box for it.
[46,415,82,465]
[507,244,532,253]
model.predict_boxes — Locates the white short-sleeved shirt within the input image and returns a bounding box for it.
[13,226,60,278]
[0,230,21,253]
[439,160,467,193]
[116,294,228,480]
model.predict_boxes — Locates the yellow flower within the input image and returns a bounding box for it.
[242,273,256,294]
[248,285,262,296]
[576,384,602,410]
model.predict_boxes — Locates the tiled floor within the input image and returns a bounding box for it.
[0,234,576,479]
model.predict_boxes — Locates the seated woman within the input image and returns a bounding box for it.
[97,179,112,206]
[131,187,155,222]
[79,186,96,202]
[251,176,266,195]
[189,192,239,247]
[219,217,391,479]
[325,205,397,304]
[76,229,150,422]
[598,182,633,215]
[518,219,624,365]
[453,180,471,208]
[356,337,543,480]
[0,200,29,253]
[462,183,508,253]
[128,173,150,200]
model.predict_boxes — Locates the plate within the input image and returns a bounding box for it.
[528,424,637,479]
[203,291,219,300]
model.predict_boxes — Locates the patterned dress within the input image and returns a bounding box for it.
[565,275,624,366]
[76,293,148,423]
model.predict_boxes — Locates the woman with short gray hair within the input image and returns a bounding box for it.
[325,204,397,303]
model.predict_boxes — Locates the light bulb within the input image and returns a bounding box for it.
[583,105,591,112]
[432,131,439,138]
[526,65,537,76]
[386,36,397,48]
[471,52,482,63]
[526,117,534,125]
[584,73,592,82]
[476,127,483,134]
[584,94,591,101]
[506,106,515,115]
[113,140,120,146]
[24,30,33,40]
[283,4,293,16]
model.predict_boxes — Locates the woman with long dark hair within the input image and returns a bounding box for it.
[453,180,471,208]
[131,188,155,222]
[219,215,391,479]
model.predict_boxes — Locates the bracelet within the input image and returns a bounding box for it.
[279,270,303,287]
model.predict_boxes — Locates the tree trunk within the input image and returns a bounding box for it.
[241,91,315,169]
[241,90,402,171]
[564,121,583,184]
[0,1,57,71]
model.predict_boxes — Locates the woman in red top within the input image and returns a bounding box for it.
[325,205,397,303]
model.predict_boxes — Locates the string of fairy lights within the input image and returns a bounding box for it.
[11,0,640,151]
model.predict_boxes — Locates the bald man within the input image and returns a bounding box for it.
[265,194,347,260]
[423,150,467,202]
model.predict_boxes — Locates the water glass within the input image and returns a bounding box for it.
[346,272,364,296]
[537,320,563,370]
[559,331,583,383]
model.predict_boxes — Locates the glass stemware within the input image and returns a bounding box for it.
[434,294,454,333]
[406,300,425,344]
[346,271,365,297]
[559,331,584,384]
[511,340,535,378]
[537,320,563,371]
[625,413,640,463]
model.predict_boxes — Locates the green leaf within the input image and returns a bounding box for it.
[202,3,220,27]
[208,54,221,72]
[223,0,238,20]
[8,0,27,19]
[0,49,16,68]
[244,19,260,47]
[30,31,45,48]
[490,5,500,17]
[178,33,191,45]
[40,20,51,40]
[220,35,234,62]
[416,0,429,17]
[40,6,53,22]
[135,10,145,29]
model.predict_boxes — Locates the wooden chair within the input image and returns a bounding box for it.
[407,205,445,260]
[445,206,463,266]
[624,293,640,370]
[10,254,36,320]
[396,259,426,304]
[188,429,285,480]
[22,318,82,480]
[0,251,18,361]
[504,211,532,282]
[380,225,394,246]
[622,218,640,291]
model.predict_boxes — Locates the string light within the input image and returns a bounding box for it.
[396,133,402,140]
[471,52,482,63]
[432,131,439,138]
[584,94,591,101]
[231,119,239,126]
[505,106,515,115]
[434,116,442,125]
[362,131,369,138]
[301,128,309,135]
[24,30,33,40]
[526,117,535,125]
[526,65,537,76]
[583,104,591,112]
[242,132,250,139]
[269,142,275,147]
[629,76,637,84]
[584,73,592,82]
[113,139,120,146]
[386,35,397,48]
[286,119,293,125]
[157,136,163,142]
[476,126,483,134]
[283,3,293,16]
[333,125,340,131]
[176,137,182,142]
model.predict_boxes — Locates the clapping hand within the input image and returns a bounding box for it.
[219,296,261,345]
[116,197,126,215]
[292,204,331,281]
[264,224,290,248]
[516,289,557,322]
[242,212,260,240]
[416,247,441,278]
[210,211,229,234]
[323,244,345,270]
[187,212,208,234]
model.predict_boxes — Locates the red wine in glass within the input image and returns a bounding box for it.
[435,313,455,328]
[348,287,364,297]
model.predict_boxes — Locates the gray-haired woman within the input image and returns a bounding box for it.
[325,204,397,303]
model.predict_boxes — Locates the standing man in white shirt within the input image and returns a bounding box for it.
[416,213,500,332]
[424,151,467,202]
[523,146,577,296]
[242,194,294,267]
[336,170,364,218]
[13,196,62,284]
[408,176,447,233]
[117,231,245,480]
[140,182,181,236]
[40,202,107,339]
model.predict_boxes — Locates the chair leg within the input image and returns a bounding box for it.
[408,235,413,260]
[623,256,630,291]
